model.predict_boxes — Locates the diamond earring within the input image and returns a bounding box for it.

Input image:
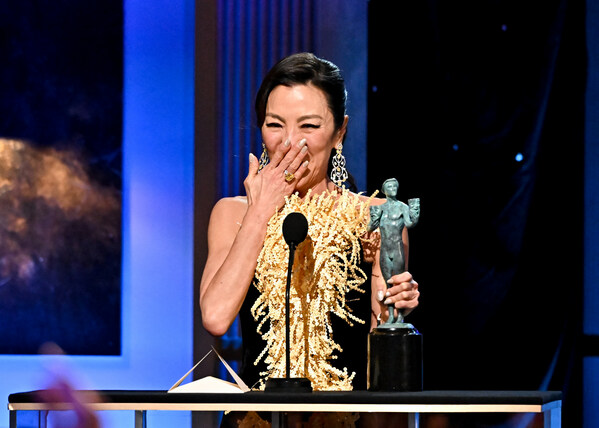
[330,143,348,187]
[258,142,269,171]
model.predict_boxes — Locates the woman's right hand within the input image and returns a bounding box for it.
[244,137,309,216]
[200,138,309,336]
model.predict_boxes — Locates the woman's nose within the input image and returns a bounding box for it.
[285,127,301,142]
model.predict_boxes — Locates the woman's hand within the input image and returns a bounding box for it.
[378,271,419,316]
[244,138,309,215]
[200,138,309,336]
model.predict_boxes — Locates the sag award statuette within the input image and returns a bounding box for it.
[367,178,423,391]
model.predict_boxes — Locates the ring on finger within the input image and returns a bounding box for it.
[284,170,295,182]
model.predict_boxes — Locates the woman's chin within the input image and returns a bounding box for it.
[297,179,331,196]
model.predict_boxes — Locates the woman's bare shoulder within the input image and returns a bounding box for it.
[211,196,248,222]
[213,195,247,208]
[355,192,386,206]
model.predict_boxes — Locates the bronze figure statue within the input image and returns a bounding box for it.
[368,178,420,327]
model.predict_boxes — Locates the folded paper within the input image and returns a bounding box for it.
[168,347,250,393]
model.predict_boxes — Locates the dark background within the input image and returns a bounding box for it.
[368,0,585,424]
[0,0,123,355]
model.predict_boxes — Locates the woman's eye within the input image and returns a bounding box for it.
[301,123,320,129]
[265,122,282,128]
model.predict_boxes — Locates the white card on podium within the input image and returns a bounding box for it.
[169,375,244,394]
[168,347,250,393]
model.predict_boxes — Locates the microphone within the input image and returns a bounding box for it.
[282,212,308,248]
[264,212,312,393]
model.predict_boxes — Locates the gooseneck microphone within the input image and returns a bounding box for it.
[264,212,313,393]
[282,213,308,378]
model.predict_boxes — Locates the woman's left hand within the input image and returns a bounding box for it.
[380,271,419,315]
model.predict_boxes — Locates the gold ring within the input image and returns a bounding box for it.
[284,170,295,182]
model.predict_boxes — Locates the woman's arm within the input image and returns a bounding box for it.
[199,197,270,336]
[200,139,310,336]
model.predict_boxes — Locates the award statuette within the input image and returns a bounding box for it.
[367,178,422,391]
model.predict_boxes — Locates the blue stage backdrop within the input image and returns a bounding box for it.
[0,0,123,355]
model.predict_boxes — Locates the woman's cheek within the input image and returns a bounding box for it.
[262,134,282,152]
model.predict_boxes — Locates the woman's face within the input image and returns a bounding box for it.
[262,83,347,190]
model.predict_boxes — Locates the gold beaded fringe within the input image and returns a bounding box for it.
[251,188,373,391]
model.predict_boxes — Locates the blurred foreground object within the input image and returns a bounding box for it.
[36,343,102,428]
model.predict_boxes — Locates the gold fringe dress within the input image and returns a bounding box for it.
[238,188,373,391]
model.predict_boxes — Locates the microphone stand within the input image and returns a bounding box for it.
[264,240,312,393]
[285,241,294,378]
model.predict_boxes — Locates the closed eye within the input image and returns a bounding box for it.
[301,123,320,129]
[265,122,283,128]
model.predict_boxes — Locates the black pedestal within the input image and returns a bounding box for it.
[368,326,423,391]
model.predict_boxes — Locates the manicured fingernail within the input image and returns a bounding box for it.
[383,298,392,305]
[377,290,384,301]
[387,278,393,284]
[302,160,309,168]
[249,153,256,163]
[284,139,291,147]
[386,291,391,297]
[301,145,308,153]
[298,138,307,147]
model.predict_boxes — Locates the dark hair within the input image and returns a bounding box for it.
[255,52,347,131]
[255,53,357,191]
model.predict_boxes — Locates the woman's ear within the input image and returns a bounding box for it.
[338,115,349,143]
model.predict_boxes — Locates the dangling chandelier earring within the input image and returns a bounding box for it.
[330,143,348,187]
[258,142,269,171]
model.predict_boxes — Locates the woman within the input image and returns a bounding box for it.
[199,53,419,393]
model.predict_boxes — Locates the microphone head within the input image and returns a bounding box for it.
[282,212,308,246]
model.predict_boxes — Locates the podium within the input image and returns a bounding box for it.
[8,389,562,428]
